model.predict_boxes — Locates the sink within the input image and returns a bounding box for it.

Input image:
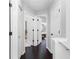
[21,0,54,12]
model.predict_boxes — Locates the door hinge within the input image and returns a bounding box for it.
[9,3,12,7]
[9,32,12,36]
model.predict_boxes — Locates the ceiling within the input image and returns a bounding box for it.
[21,0,54,12]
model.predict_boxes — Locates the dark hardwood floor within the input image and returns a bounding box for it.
[20,40,52,59]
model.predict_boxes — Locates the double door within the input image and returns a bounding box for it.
[25,16,42,46]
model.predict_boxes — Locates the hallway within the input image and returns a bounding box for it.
[20,40,52,59]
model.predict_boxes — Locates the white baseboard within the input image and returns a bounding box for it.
[46,46,52,54]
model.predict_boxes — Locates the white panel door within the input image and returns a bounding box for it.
[11,0,19,59]
[36,18,42,45]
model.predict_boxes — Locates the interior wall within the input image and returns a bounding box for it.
[24,10,35,47]
[66,0,70,41]
[18,6,25,59]
[50,0,68,38]
[50,0,61,38]
[47,0,61,51]
[60,0,66,38]
[46,0,69,51]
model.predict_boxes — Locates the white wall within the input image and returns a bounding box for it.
[47,0,70,57]
[18,6,25,59]
[66,0,70,41]
[50,0,70,39]
[46,0,62,51]
[50,0,62,38]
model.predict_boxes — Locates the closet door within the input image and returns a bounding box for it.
[33,18,37,46]
[36,18,42,45]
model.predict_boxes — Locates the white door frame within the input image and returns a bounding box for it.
[10,0,20,59]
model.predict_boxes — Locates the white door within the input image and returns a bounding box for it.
[10,0,20,59]
[36,17,42,45]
